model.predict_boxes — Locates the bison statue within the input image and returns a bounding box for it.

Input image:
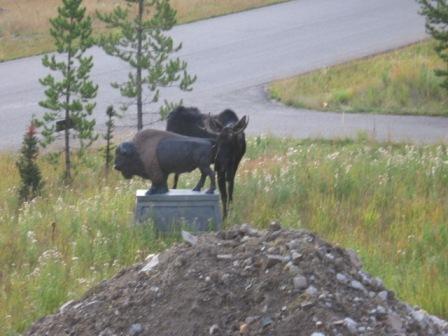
[114,129,216,195]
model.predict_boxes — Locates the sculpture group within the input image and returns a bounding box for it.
[115,106,248,217]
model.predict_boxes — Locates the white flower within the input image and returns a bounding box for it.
[27,230,37,244]
[327,152,340,160]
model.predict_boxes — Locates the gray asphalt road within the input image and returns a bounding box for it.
[0,0,438,150]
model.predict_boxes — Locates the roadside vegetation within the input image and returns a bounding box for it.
[269,40,448,116]
[0,0,287,62]
[1,136,448,334]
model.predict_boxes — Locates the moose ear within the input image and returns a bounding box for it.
[233,116,249,134]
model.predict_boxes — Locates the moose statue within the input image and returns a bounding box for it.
[114,129,217,195]
[166,106,248,217]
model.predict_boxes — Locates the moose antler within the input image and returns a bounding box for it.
[208,114,224,132]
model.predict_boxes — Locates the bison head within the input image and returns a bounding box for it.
[114,142,145,179]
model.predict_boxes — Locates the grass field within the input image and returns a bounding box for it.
[0,0,287,62]
[269,40,448,116]
[1,136,448,334]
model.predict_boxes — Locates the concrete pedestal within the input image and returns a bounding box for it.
[134,189,222,233]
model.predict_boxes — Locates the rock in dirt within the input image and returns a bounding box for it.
[25,224,448,336]
[343,317,358,334]
[377,290,389,301]
[239,323,249,334]
[293,274,308,290]
[209,324,220,335]
[128,323,144,336]
[268,221,282,232]
[139,254,159,273]
[181,230,198,246]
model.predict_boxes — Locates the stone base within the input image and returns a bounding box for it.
[134,189,222,233]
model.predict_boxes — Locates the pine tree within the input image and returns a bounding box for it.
[16,122,44,202]
[97,0,196,130]
[37,0,98,181]
[104,105,116,178]
[418,0,448,90]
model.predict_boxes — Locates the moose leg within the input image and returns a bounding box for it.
[227,158,243,216]
[227,177,234,216]
[217,171,228,218]
[193,172,207,192]
[173,173,180,189]
[228,171,235,204]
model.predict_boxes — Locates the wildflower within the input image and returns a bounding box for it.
[78,278,87,285]
[264,174,273,184]
[30,267,41,277]
[345,164,352,174]
[38,249,63,264]
[27,230,37,244]
[327,152,340,160]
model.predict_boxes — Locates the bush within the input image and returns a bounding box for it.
[16,122,43,202]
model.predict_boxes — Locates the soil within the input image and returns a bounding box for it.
[26,223,448,336]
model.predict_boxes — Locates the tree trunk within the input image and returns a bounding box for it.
[105,110,112,179]
[64,109,71,182]
[136,0,144,130]
[64,24,73,182]
[105,134,111,178]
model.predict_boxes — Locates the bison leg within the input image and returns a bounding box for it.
[203,166,216,194]
[147,185,159,195]
[217,171,228,218]
[173,173,180,189]
[146,183,168,195]
[147,174,169,195]
[193,172,206,192]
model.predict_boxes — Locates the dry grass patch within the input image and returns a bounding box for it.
[0,0,287,61]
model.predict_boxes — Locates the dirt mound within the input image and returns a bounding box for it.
[26,224,448,336]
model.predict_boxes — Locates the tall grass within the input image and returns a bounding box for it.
[0,153,178,335]
[1,137,448,334]
[231,137,448,317]
[0,0,287,61]
[269,40,448,116]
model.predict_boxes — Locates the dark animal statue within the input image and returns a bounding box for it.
[166,106,239,139]
[166,106,248,217]
[114,129,216,195]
